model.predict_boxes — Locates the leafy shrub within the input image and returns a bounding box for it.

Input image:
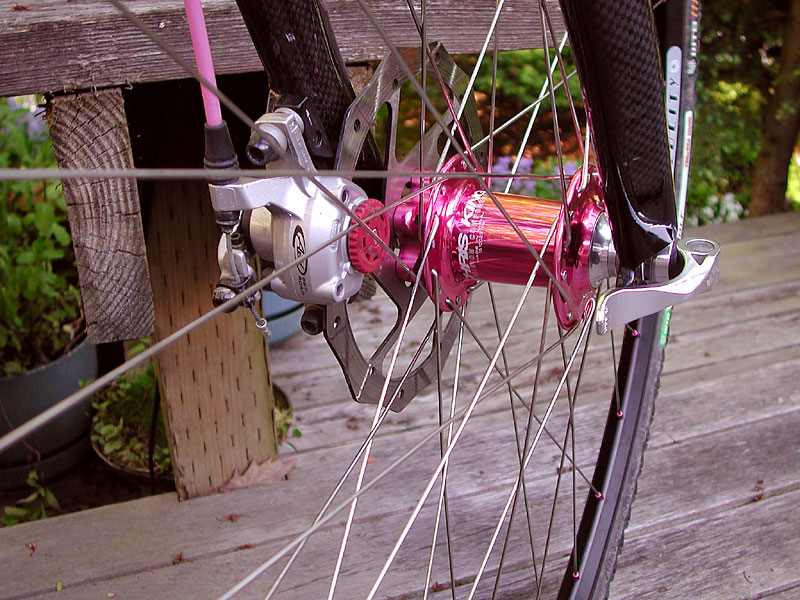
[1,470,59,526]
[0,97,82,377]
[91,345,172,476]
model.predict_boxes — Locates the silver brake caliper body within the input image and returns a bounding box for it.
[209,108,368,305]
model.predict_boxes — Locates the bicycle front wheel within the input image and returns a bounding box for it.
[212,1,700,598]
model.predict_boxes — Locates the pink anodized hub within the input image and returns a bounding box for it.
[393,157,608,329]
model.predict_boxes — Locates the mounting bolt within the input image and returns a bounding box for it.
[246,134,281,166]
[301,304,325,336]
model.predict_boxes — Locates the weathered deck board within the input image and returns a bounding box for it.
[0,0,563,97]
[0,212,798,599]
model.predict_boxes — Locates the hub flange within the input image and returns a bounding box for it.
[394,159,610,329]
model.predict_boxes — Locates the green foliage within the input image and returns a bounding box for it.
[1,470,59,526]
[0,97,82,378]
[273,387,301,452]
[688,0,797,222]
[91,346,172,476]
[688,78,762,223]
[788,153,800,208]
[471,47,581,111]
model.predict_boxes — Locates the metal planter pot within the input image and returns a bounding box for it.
[0,338,98,489]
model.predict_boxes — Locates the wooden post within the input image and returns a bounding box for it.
[146,180,278,499]
[47,88,154,344]
[127,76,278,499]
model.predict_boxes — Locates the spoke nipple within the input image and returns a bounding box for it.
[595,491,604,500]
[572,572,581,581]
[616,411,624,419]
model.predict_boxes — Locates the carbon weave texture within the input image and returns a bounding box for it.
[586,0,674,224]
[561,0,677,268]
[234,0,355,153]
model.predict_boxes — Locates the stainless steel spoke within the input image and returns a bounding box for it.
[0,166,553,183]
[471,70,575,155]
[486,284,538,599]
[502,32,570,194]
[535,411,573,600]
[536,315,594,597]
[580,124,592,191]
[104,0,409,283]
[403,0,428,239]
[537,0,571,247]
[0,197,396,456]
[219,310,574,600]
[444,300,599,496]
[263,322,437,600]
[421,272,457,600]
[488,7,500,178]
[465,308,594,600]
[363,229,556,600]
[435,0,507,169]
[354,0,570,301]
[327,215,441,599]
[541,0,584,156]
[530,280,554,415]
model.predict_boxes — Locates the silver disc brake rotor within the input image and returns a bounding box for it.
[323,44,484,411]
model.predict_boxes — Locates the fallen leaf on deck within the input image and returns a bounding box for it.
[219,513,247,522]
[219,458,295,492]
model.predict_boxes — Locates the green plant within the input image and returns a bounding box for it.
[273,385,301,452]
[0,97,82,378]
[470,48,582,110]
[274,404,302,451]
[1,469,59,526]
[91,348,172,476]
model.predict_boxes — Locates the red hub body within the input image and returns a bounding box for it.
[393,157,607,329]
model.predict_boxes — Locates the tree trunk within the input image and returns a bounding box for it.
[750,0,800,216]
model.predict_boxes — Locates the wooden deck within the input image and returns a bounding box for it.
[1,212,798,599]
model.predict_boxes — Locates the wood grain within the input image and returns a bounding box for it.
[0,0,564,97]
[126,76,281,500]
[47,88,153,343]
[0,213,798,598]
[145,178,279,500]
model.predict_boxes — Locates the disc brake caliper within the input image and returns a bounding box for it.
[207,107,388,310]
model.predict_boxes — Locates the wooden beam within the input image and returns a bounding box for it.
[0,0,563,97]
[47,88,154,344]
[126,75,279,499]
[145,179,279,499]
